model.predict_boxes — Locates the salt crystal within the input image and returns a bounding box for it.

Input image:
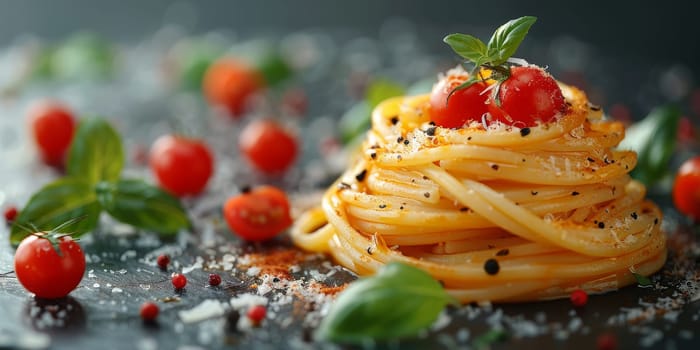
[247,266,261,276]
[111,288,123,293]
[178,300,226,324]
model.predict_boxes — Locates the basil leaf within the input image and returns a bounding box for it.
[67,117,124,185]
[486,16,537,65]
[96,179,190,235]
[633,272,652,286]
[316,262,455,343]
[619,105,680,186]
[443,33,488,63]
[366,79,405,109]
[473,329,509,349]
[10,178,101,244]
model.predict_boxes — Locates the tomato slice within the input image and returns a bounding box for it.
[223,186,292,241]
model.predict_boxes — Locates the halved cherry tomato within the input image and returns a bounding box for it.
[239,119,298,175]
[28,101,76,167]
[673,156,700,219]
[488,66,566,126]
[223,186,292,241]
[14,233,86,299]
[203,58,264,118]
[149,135,214,197]
[429,73,490,128]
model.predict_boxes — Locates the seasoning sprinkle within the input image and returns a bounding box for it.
[337,182,351,190]
[460,207,470,212]
[496,249,509,256]
[572,191,580,196]
[467,136,472,141]
[403,139,410,145]
[484,259,500,275]
[370,152,377,159]
[598,222,605,229]
[355,169,367,182]
[631,212,638,220]
[390,116,399,125]
[587,157,595,162]
[654,218,658,225]
[491,164,499,170]
[366,246,373,255]
[397,136,404,143]
[531,191,538,195]
[519,127,531,137]
[240,185,251,194]
[378,204,387,209]
[423,192,431,198]
[425,127,437,136]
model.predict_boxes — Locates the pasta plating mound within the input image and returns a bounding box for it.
[292,84,666,303]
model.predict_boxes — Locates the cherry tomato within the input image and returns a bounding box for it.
[14,233,86,299]
[489,66,566,127]
[140,301,159,322]
[28,101,76,167]
[429,73,490,128]
[239,120,298,175]
[203,58,264,118]
[223,186,292,241]
[673,156,700,219]
[149,135,214,197]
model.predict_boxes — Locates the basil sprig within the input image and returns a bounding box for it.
[316,262,456,343]
[619,105,680,187]
[443,16,537,94]
[11,118,190,244]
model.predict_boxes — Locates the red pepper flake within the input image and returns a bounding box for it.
[570,289,588,307]
[3,206,18,223]
[156,254,170,270]
[596,333,618,350]
[209,273,222,286]
[484,259,499,275]
[140,301,159,322]
[243,248,309,279]
[246,305,267,326]
[171,273,187,290]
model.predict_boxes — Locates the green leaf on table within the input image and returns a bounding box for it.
[632,272,652,286]
[486,16,537,65]
[257,52,293,87]
[96,179,190,235]
[67,117,124,185]
[618,105,680,186]
[52,32,114,80]
[473,329,509,349]
[10,178,101,244]
[316,262,456,343]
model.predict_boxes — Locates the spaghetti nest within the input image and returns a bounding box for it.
[292,84,666,303]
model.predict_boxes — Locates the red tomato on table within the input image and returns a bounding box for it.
[239,120,298,175]
[28,101,76,167]
[223,186,292,241]
[149,135,214,197]
[673,156,700,219]
[14,233,86,299]
[203,58,264,118]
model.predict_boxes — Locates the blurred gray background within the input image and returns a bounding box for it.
[0,0,697,70]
